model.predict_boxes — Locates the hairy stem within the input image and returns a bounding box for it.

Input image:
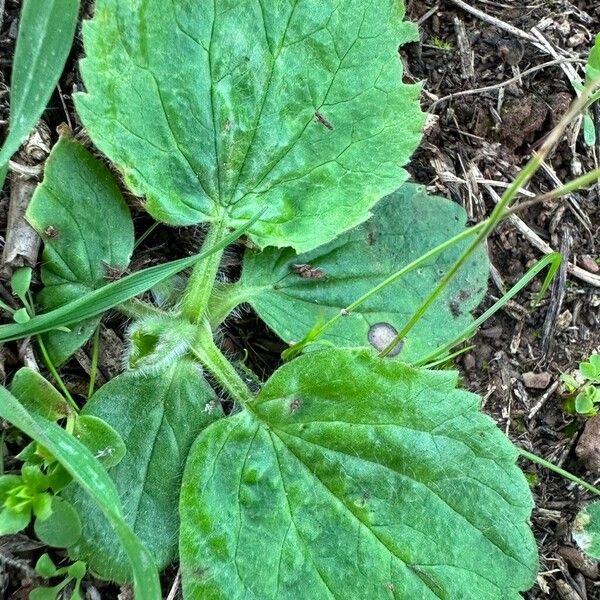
[182,220,228,323]
[192,322,255,406]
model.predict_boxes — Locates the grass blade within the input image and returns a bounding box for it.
[0,215,261,342]
[0,385,161,600]
[416,253,562,367]
[0,0,80,176]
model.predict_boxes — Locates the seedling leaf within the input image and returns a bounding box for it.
[33,497,82,548]
[11,367,72,421]
[180,348,537,599]
[26,136,134,365]
[77,0,424,252]
[65,359,222,582]
[234,185,488,362]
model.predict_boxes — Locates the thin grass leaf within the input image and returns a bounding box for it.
[0,0,80,181]
[416,253,562,367]
[0,215,261,343]
[0,385,160,600]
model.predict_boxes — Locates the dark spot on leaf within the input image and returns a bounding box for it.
[43,225,60,239]
[193,566,211,580]
[289,398,302,413]
[292,263,326,279]
[314,111,334,130]
[368,323,402,357]
[449,300,462,317]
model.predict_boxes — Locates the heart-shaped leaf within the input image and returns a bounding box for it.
[180,348,537,599]
[76,0,424,252]
[65,359,222,582]
[26,136,134,365]
[228,185,488,363]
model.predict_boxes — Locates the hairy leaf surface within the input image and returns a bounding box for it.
[66,359,222,582]
[77,0,424,252]
[232,185,488,363]
[26,137,134,364]
[180,348,537,599]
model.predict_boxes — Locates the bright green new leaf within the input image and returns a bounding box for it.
[11,367,72,421]
[586,33,600,87]
[574,501,600,559]
[180,348,537,599]
[11,267,33,305]
[0,0,80,181]
[0,385,161,599]
[231,185,488,363]
[34,496,82,548]
[0,507,30,535]
[66,359,222,583]
[26,136,134,365]
[77,0,424,252]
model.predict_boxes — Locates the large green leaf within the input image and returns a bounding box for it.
[26,136,134,364]
[230,185,488,363]
[180,348,538,599]
[0,385,160,599]
[65,359,222,582]
[76,0,424,252]
[0,0,80,181]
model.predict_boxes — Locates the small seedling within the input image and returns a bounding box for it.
[30,553,87,600]
[561,353,600,415]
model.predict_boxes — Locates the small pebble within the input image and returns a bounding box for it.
[581,255,600,274]
[522,371,552,389]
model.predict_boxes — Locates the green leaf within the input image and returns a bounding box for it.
[232,185,488,363]
[0,385,161,599]
[29,584,65,600]
[11,267,33,305]
[66,359,222,583]
[586,33,600,87]
[180,348,537,599]
[11,367,72,421]
[34,497,82,548]
[35,553,60,578]
[0,0,80,177]
[77,0,424,253]
[583,111,597,146]
[26,136,135,365]
[574,501,600,559]
[67,561,87,580]
[575,388,596,415]
[0,507,30,535]
[72,415,126,468]
[13,307,31,324]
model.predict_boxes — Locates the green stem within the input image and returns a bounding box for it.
[379,82,600,358]
[192,322,255,406]
[520,449,600,497]
[117,298,167,321]
[182,221,228,323]
[88,326,100,399]
[36,336,78,413]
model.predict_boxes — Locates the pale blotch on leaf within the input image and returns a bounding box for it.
[367,322,402,357]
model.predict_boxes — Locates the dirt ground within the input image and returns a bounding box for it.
[1,0,600,598]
